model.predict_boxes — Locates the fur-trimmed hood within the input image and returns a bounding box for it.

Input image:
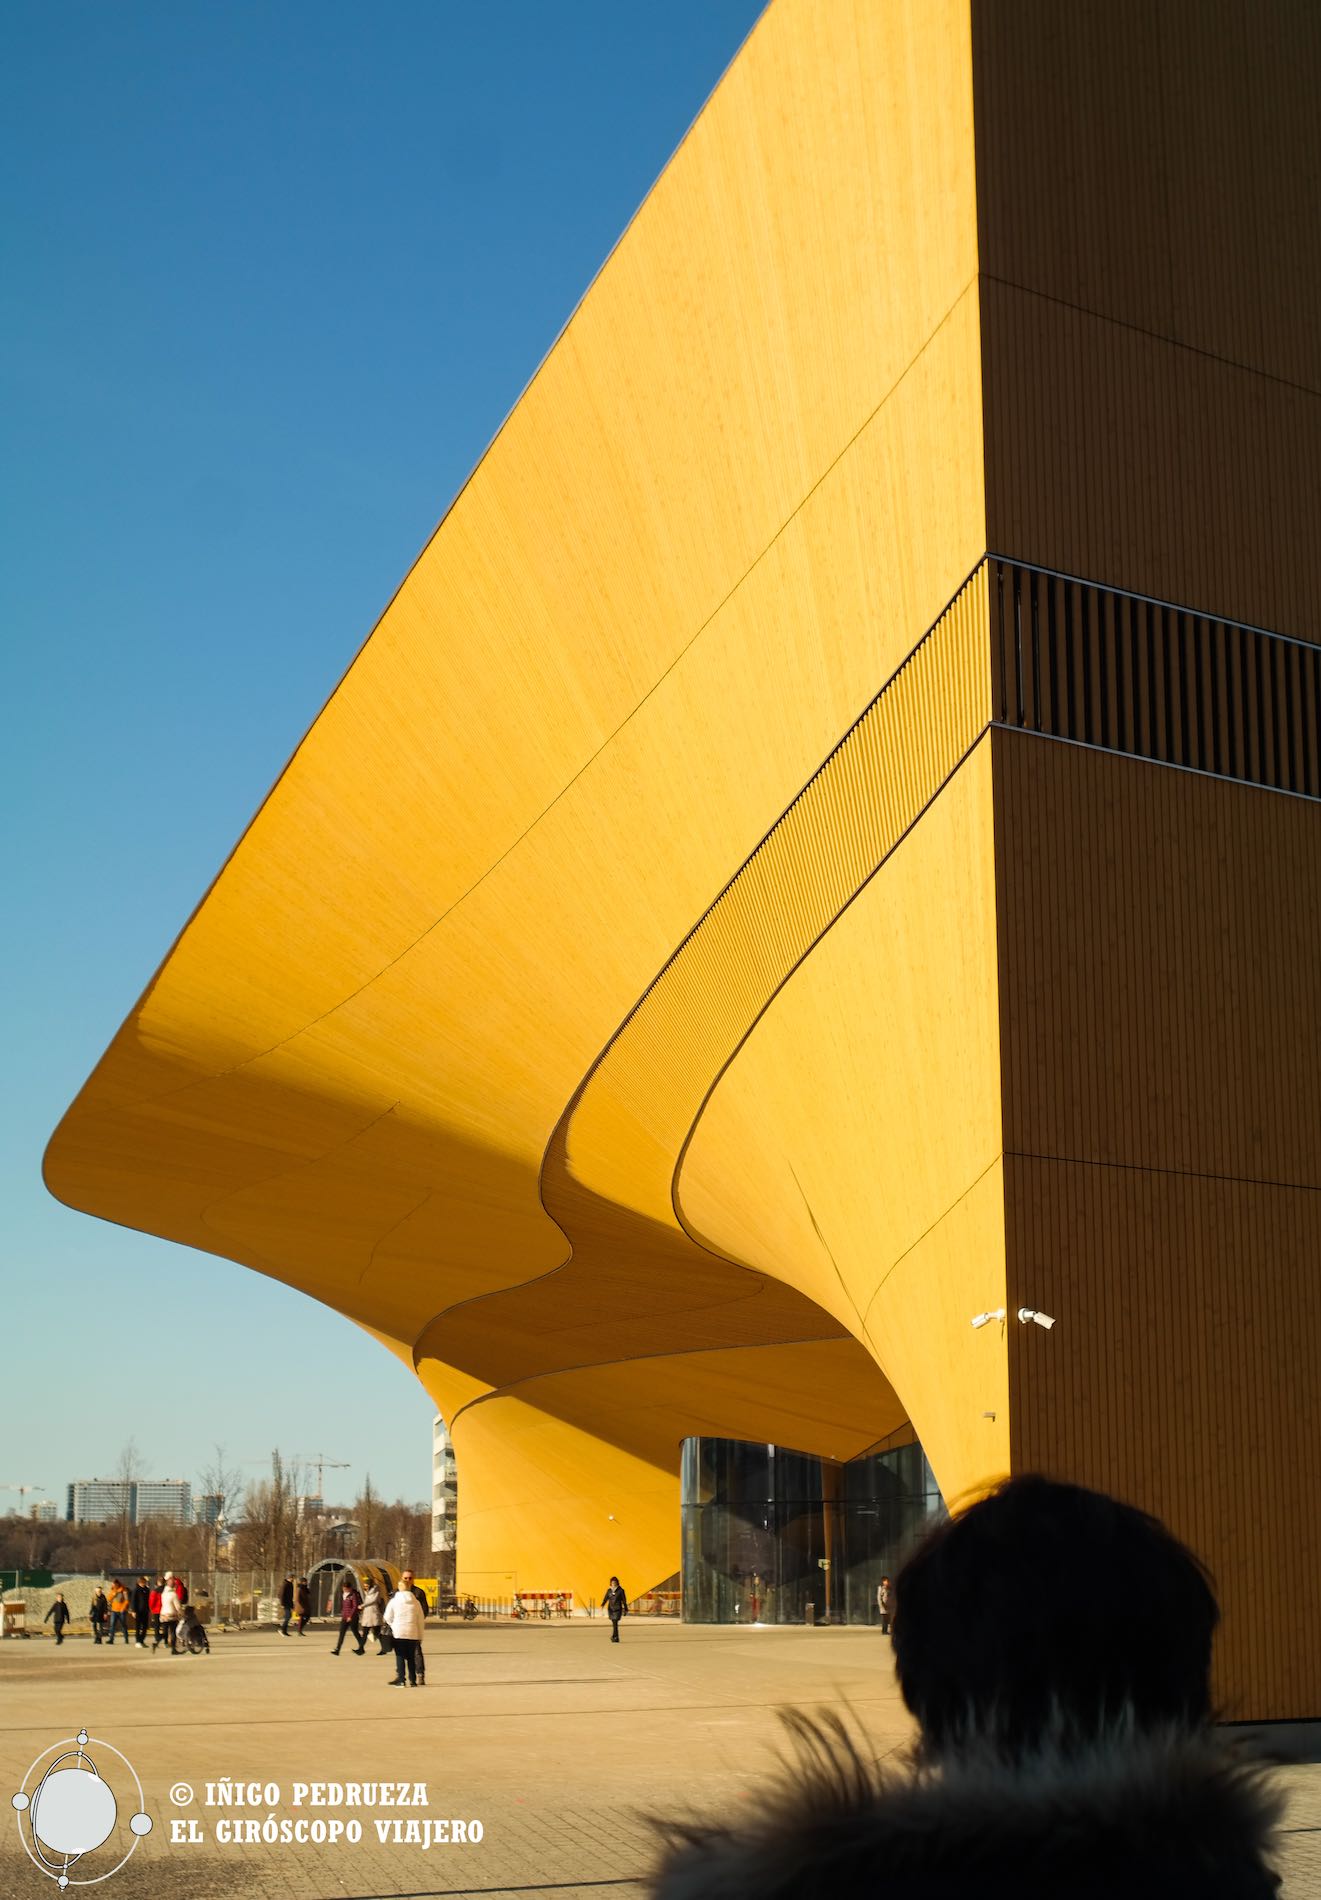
[649,1713,1283,1899]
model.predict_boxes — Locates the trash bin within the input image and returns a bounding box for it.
[804,1603,815,1627]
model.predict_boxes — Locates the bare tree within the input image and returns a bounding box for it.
[353,1474,379,1555]
[195,1445,244,1603]
[232,1450,310,1593]
[114,1438,142,1567]
[198,1445,243,1528]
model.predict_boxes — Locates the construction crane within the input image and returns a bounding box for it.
[296,1453,349,1499]
[1,1484,49,1517]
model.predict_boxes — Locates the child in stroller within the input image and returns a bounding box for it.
[177,1604,210,1655]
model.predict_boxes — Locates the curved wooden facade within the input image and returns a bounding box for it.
[46,0,1320,1717]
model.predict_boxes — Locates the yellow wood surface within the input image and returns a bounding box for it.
[45,0,1318,1721]
[45,0,985,1605]
[680,740,1010,1505]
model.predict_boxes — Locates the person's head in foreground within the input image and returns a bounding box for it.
[893,1472,1217,1758]
[648,1476,1281,1900]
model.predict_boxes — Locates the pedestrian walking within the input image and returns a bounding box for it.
[332,1580,365,1655]
[89,1587,109,1644]
[279,1575,295,1637]
[295,1576,311,1635]
[383,1577,425,1687]
[157,1573,182,1652]
[360,1581,385,1651]
[602,1576,628,1642]
[402,1571,429,1684]
[877,1574,894,1635]
[44,1594,71,1645]
[149,1577,163,1645]
[107,1579,131,1644]
[132,1576,151,1647]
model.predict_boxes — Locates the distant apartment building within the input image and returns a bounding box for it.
[66,1478,193,1525]
[431,1415,456,1590]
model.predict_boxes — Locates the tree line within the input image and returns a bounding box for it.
[0,1444,433,1578]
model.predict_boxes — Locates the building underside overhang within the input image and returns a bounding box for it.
[47,0,1321,1719]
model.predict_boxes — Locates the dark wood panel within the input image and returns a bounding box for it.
[1003,1151,1321,1722]
[972,0,1321,390]
[993,726,1321,1717]
[980,278,1321,639]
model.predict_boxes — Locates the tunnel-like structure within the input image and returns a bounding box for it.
[46,0,1321,1718]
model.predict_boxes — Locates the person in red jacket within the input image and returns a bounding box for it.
[148,1579,163,1646]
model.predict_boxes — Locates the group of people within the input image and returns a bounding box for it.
[277,1575,311,1636]
[46,1572,208,1654]
[648,1476,1282,1897]
[333,1569,429,1686]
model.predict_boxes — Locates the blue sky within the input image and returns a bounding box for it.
[3,1,764,1514]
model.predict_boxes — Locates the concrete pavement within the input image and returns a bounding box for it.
[2,1620,1316,1897]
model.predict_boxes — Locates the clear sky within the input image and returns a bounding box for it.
[3,0,765,1514]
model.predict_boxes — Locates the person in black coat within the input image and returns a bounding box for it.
[602,1576,628,1642]
[131,1576,151,1648]
[44,1594,71,1645]
[649,1478,1282,1900]
[89,1588,109,1644]
[279,1575,295,1637]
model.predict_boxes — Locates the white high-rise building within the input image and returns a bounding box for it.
[431,1416,456,1590]
[66,1478,193,1525]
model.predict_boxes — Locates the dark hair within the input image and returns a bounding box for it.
[893,1475,1218,1756]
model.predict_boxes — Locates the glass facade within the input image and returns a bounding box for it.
[680,1431,944,1624]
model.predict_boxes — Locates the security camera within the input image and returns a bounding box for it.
[970,1308,1006,1329]
[1017,1307,1056,1329]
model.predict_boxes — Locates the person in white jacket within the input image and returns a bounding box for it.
[383,1576,425,1687]
[156,1574,183,1654]
[359,1581,385,1651]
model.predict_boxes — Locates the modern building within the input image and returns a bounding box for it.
[431,1416,457,1591]
[45,0,1320,1718]
[66,1479,193,1525]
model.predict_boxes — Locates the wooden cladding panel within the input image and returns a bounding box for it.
[679,746,1009,1506]
[1004,1153,1321,1721]
[994,728,1321,1717]
[555,565,994,1242]
[993,729,1321,1185]
[972,0,1321,391]
[980,277,1321,640]
[991,561,1321,806]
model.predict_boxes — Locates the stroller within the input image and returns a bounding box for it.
[178,1605,210,1655]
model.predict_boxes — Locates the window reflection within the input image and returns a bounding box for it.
[680,1431,943,1624]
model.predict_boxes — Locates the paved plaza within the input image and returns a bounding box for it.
[2,1620,1318,1898]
